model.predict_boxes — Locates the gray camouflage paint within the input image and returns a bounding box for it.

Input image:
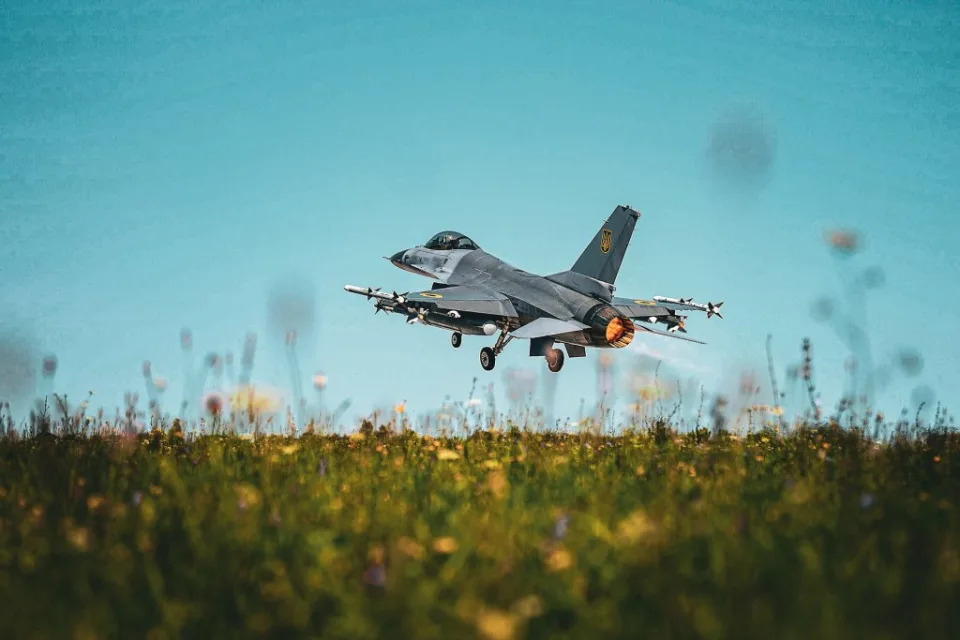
[349,205,720,357]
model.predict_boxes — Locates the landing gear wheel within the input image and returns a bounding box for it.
[546,348,565,373]
[451,332,462,348]
[480,347,496,371]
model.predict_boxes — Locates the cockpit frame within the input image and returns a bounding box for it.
[424,231,479,251]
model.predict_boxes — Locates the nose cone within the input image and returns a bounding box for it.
[389,249,408,266]
[386,247,439,279]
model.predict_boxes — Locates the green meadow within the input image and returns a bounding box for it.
[1,423,957,639]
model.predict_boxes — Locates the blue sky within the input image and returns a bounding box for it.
[2,1,958,425]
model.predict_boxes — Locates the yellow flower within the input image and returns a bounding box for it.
[617,509,657,543]
[436,448,460,461]
[230,385,283,415]
[66,526,90,551]
[545,546,573,572]
[432,537,458,554]
[396,536,425,560]
[235,483,262,508]
[476,608,517,640]
[487,469,508,499]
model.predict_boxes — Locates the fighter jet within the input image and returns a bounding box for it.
[345,205,723,372]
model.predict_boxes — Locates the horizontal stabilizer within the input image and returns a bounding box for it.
[511,317,589,339]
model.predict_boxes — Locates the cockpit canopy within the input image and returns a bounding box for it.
[424,230,479,251]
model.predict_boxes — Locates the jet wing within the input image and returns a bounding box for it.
[613,297,723,319]
[612,298,674,318]
[636,324,706,344]
[405,286,518,317]
[511,317,589,339]
[345,285,517,318]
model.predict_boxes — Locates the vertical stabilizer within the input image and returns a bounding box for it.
[570,205,640,285]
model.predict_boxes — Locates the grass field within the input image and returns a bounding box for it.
[1,421,958,639]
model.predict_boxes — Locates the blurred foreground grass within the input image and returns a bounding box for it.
[1,423,958,639]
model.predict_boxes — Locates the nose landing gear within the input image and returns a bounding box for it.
[451,332,462,348]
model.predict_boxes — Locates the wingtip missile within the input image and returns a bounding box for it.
[345,285,407,305]
[653,295,724,319]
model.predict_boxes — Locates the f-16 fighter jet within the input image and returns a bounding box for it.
[345,205,723,372]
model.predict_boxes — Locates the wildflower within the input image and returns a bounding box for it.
[312,372,327,391]
[544,546,573,572]
[432,537,458,554]
[153,377,168,392]
[280,443,298,456]
[203,391,225,415]
[896,349,924,377]
[66,526,90,551]
[230,385,283,416]
[476,608,517,640]
[437,448,460,461]
[397,536,425,560]
[617,509,657,543]
[363,562,387,588]
[235,483,262,510]
[552,512,570,540]
[825,229,859,254]
[487,469,508,499]
[394,401,406,414]
[42,355,58,378]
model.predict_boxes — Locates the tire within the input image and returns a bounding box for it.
[546,348,564,373]
[451,332,462,348]
[480,347,496,371]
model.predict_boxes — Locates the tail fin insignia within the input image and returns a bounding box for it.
[600,229,612,253]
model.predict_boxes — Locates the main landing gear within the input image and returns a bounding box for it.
[546,348,565,373]
[479,327,512,371]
